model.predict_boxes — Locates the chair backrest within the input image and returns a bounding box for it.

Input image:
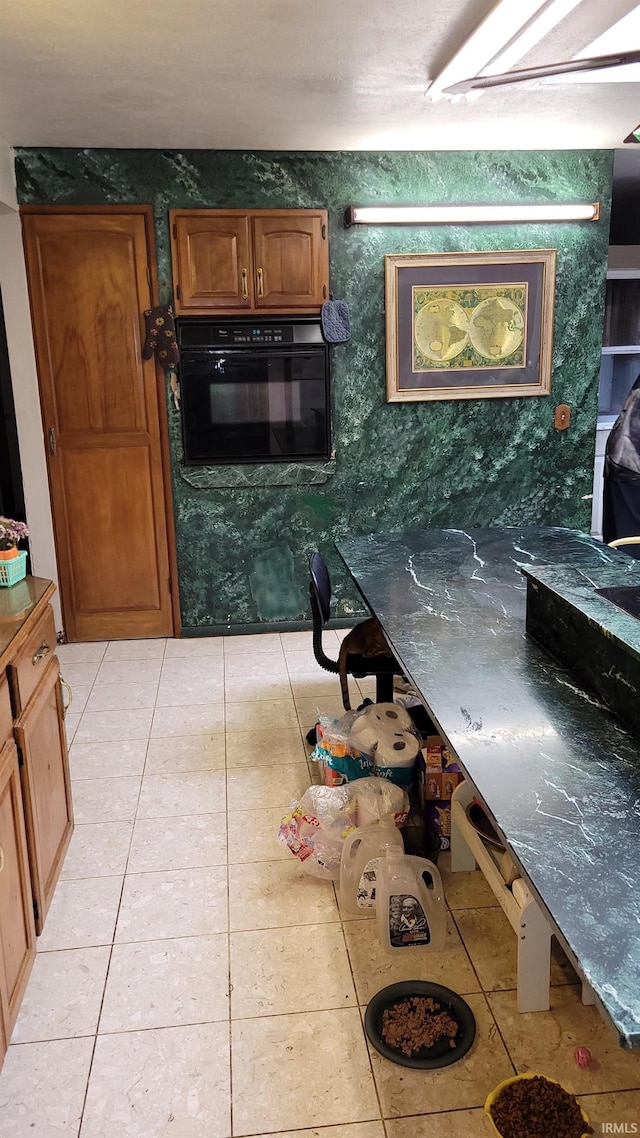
[309,551,332,625]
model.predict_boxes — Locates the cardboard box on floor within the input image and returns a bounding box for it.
[416,735,464,851]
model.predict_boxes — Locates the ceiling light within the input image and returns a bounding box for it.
[481,0,582,78]
[442,50,640,95]
[344,203,600,226]
[427,0,583,101]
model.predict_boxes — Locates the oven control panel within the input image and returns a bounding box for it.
[176,318,324,349]
[225,327,288,344]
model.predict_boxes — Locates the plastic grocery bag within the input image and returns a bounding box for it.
[278,783,358,880]
[278,778,410,881]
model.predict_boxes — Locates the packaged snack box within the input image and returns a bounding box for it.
[417,735,464,850]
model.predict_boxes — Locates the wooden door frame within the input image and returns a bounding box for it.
[20,204,181,639]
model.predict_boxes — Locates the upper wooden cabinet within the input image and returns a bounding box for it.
[170,209,329,315]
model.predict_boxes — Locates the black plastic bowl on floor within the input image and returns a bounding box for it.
[364,981,476,1070]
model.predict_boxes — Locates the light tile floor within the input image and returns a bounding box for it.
[1,630,640,1136]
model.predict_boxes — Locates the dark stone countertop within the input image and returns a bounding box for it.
[336,527,640,1048]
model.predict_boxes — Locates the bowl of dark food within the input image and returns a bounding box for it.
[485,1073,592,1138]
[364,981,476,1069]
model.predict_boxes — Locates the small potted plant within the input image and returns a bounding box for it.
[0,516,29,560]
[0,517,29,562]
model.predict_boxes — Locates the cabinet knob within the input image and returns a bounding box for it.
[32,641,51,666]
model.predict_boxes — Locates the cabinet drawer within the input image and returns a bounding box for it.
[0,672,12,744]
[8,606,57,717]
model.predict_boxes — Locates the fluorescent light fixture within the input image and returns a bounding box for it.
[444,49,640,95]
[575,3,640,59]
[344,203,600,226]
[481,0,582,78]
[427,0,583,101]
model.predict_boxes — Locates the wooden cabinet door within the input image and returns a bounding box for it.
[252,212,328,309]
[21,208,175,642]
[14,656,73,934]
[0,738,36,1048]
[171,213,252,312]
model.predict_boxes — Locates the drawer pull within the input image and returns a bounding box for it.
[241,268,248,299]
[257,267,264,298]
[32,641,51,666]
[60,677,73,719]
[0,845,4,874]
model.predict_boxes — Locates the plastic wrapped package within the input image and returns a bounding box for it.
[354,776,409,827]
[309,712,372,785]
[347,704,421,789]
[278,783,358,880]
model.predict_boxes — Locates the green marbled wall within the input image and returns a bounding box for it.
[15,149,613,630]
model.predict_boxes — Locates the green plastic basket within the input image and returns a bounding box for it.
[0,551,28,587]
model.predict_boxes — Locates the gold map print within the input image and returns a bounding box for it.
[413,283,527,371]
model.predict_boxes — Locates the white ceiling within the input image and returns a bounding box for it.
[1,0,640,150]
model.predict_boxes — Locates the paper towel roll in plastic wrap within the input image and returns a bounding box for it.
[362,703,413,732]
[354,776,409,827]
[348,720,381,756]
[373,729,419,770]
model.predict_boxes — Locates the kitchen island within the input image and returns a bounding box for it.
[336,527,640,1048]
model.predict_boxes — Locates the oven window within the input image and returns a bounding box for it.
[181,350,330,464]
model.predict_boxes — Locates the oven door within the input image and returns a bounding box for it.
[180,348,330,464]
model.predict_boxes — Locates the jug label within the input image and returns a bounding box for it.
[357,857,382,909]
[389,893,431,947]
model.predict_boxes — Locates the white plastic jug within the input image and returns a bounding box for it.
[339,821,404,917]
[376,847,446,952]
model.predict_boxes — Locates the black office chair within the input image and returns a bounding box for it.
[308,551,400,710]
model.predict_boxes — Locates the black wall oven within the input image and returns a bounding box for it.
[177,317,330,465]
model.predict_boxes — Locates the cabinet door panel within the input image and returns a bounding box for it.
[0,739,36,1043]
[252,213,327,308]
[22,209,174,642]
[8,605,57,719]
[14,657,73,934]
[171,214,252,311]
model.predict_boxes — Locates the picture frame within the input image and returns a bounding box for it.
[384,249,557,402]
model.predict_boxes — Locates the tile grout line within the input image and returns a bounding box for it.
[76,636,166,1136]
[223,636,234,1138]
[335,883,386,1127]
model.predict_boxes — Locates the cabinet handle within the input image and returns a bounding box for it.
[59,677,73,719]
[0,845,4,874]
[241,268,248,299]
[32,641,51,666]
[257,267,264,298]
[48,428,57,456]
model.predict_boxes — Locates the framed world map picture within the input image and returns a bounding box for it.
[384,249,556,402]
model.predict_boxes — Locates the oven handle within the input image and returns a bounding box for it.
[180,347,326,357]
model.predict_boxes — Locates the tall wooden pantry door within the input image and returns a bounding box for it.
[21,207,176,642]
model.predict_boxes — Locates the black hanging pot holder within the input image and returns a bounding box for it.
[321,299,351,343]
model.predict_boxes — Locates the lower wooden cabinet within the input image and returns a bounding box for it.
[14,655,73,935]
[0,578,73,1069]
[0,738,37,1045]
